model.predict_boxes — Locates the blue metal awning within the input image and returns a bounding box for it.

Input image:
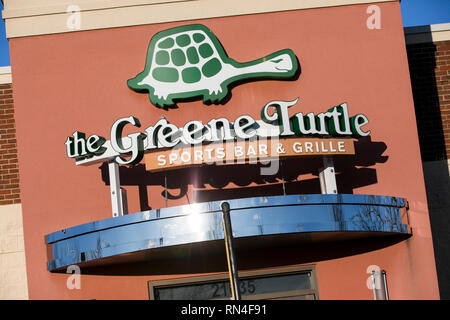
[46,194,411,272]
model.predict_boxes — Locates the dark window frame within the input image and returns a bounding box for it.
[148,265,319,300]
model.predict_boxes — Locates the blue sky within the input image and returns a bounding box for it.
[0,0,450,67]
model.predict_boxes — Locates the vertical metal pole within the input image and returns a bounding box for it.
[371,270,389,300]
[382,270,389,300]
[121,187,128,215]
[280,160,286,196]
[108,160,124,217]
[164,173,168,208]
[319,156,337,194]
[221,202,241,300]
[371,271,377,300]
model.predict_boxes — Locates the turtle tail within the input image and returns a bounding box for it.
[127,73,148,93]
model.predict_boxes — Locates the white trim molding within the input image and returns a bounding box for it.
[2,0,397,38]
[404,23,450,45]
[0,66,12,84]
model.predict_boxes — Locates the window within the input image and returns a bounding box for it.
[148,265,318,300]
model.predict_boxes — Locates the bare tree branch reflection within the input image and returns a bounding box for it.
[332,196,346,230]
[350,195,403,232]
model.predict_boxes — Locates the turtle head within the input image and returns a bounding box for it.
[266,54,294,72]
[238,49,298,80]
[262,50,297,74]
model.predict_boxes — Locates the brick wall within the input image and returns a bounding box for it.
[437,40,450,158]
[0,83,20,205]
[407,40,450,161]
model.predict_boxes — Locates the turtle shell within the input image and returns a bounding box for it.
[149,26,224,84]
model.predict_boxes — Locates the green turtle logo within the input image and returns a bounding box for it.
[128,24,299,108]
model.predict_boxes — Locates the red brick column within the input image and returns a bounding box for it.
[435,41,450,159]
[0,83,20,205]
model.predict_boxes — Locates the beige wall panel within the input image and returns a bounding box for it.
[0,204,28,300]
[0,67,12,84]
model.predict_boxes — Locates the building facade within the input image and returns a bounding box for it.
[0,0,446,299]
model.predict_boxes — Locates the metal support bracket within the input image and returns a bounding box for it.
[319,156,337,194]
[108,160,126,217]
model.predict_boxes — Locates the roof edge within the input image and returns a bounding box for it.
[0,66,11,84]
[2,0,397,39]
[404,22,450,45]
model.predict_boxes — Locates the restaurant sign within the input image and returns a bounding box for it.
[127,24,299,108]
[64,98,369,169]
[64,24,370,170]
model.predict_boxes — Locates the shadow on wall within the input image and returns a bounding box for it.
[98,136,388,211]
[407,41,446,161]
[422,160,450,300]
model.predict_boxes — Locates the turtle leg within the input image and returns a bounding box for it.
[204,86,228,105]
[149,92,175,108]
